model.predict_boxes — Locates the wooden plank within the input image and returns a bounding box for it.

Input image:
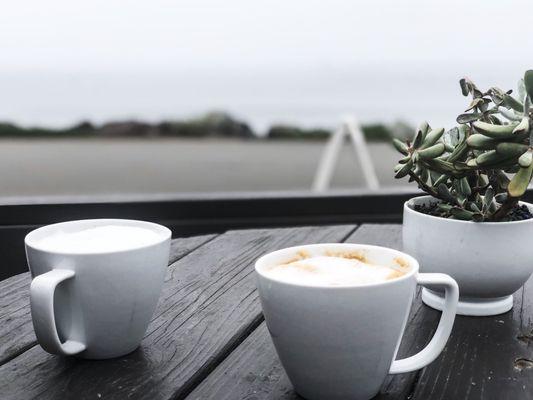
[345,223,403,249]
[0,234,217,366]
[410,281,533,399]
[186,224,441,399]
[186,322,293,400]
[167,234,218,262]
[0,225,356,400]
[0,273,33,366]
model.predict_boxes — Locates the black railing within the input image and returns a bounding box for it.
[5,187,532,280]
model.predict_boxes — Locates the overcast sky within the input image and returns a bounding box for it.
[1,0,532,129]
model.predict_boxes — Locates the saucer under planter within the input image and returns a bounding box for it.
[403,195,533,316]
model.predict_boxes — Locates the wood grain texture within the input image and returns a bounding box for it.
[344,223,403,249]
[0,234,217,366]
[186,321,294,400]
[189,224,533,399]
[186,224,441,399]
[168,234,218,262]
[411,281,533,400]
[0,272,33,365]
[0,225,356,400]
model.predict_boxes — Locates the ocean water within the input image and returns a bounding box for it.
[0,63,528,196]
[0,64,526,134]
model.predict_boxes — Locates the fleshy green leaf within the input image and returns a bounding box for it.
[513,117,529,135]
[503,94,524,112]
[482,186,494,214]
[466,134,500,150]
[465,98,485,112]
[392,138,409,155]
[495,192,508,203]
[508,162,533,197]
[437,183,457,204]
[498,106,522,121]
[518,78,526,101]
[421,128,445,149]
[495,142,528,158]
[459,78,470,96]
[450,207,474,220]
[524,70,533,102]
[475,150,510,167]
[457,113,482,124]
[519,150,533,168]
[459,177,471,197]
[417,143,446,159]
[413,122,430,148]
[394,158,414,179]
[472,121,521,139]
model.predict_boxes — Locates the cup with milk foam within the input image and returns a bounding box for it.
[25,219,171,359]
[255,243,459,400]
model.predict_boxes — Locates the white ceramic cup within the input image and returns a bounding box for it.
[255,243,459,400]
[25,219,171,359]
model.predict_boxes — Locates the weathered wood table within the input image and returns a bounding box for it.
[1,224,533,399]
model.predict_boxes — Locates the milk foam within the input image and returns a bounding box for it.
[264,256,405,286]
[36,225,163,253]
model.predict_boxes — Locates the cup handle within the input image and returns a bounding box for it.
[389,273,458,374]
[30,269,86,356]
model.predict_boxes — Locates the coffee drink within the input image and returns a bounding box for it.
[35,225,164,253]
[255,243,458,400]
[262,249,409,286]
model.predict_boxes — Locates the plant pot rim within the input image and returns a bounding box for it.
[404,195,533,226]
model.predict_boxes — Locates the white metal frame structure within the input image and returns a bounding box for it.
[312,116,380,191]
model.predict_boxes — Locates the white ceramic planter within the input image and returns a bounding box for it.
[403,195,533,316]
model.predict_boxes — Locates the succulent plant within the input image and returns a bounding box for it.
[393,70,533,221]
